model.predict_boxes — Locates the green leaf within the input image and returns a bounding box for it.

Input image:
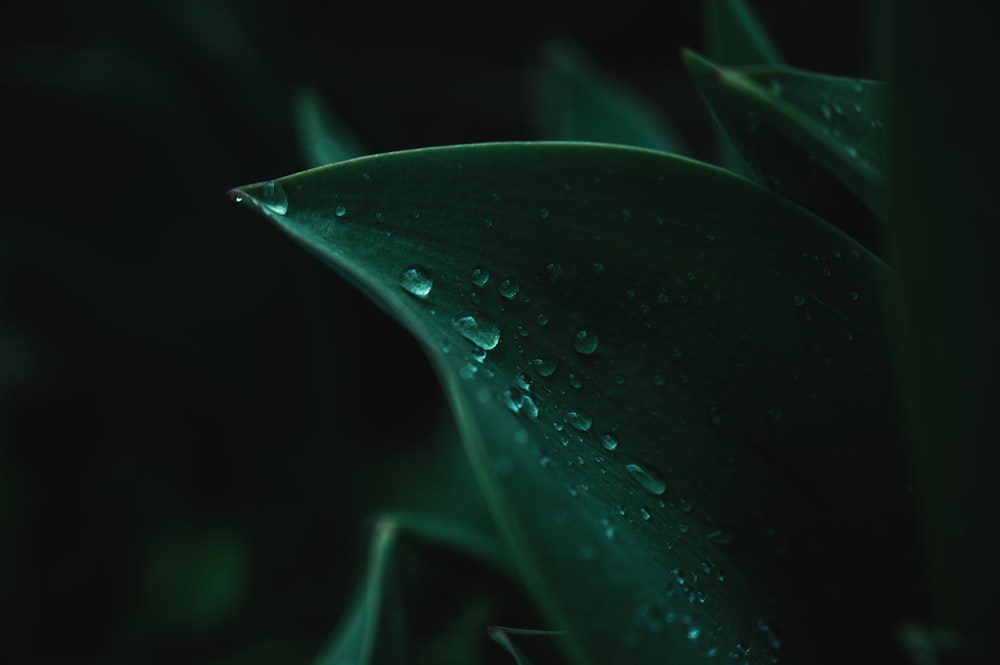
[702,0,784,177]
[704,0,784,67]
[539,41,687,155]
[684,49,888,256]
[231,142,918,664]
[294,88,366,168]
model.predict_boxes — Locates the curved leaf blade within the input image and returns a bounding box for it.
[231,142,918,664]
[294,87,366,168]
[684,50,889,255]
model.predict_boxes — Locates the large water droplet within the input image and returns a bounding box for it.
[471,267,490,287]
[499,278,520,299]
[260,181,288,215]
[452,314,500,350]
[532,358,557,377]
[398,265,433,298]
[601,432,619,451]
[574,328,600,355]
[566,410,592,432]
[625,462,667,495]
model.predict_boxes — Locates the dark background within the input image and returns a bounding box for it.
[1,2,875,663]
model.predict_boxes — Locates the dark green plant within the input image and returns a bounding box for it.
[222,2,996,664]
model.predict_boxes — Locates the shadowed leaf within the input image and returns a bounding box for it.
[684,49,888,257]
[294,88,367,168]
[231,141,921,664]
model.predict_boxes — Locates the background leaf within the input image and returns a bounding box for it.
[702,0,783,177]
[538,40,688,154]
[684,49,888,257]
[232,141,923,664]
[294,87,367,168]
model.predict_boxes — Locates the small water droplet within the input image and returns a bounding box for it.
[687,627,701,640]
[625,462,667,495]
[657,292,669,304]
[593,262,605,274]
[615,374,625,385]
[334,204,347,218]
[567,373,583,389]
[845,145,858,159]
[491,192,501,203]
[639,507,652,521]
[452,314,500,350]
[539,207,550,219]
[821,104,832,121]
[471,267,490,287]
[260,181,288,215]
[374,211,385,223]
[853,80,864,93]
[472,346,487,363]
[621,208,632,220]
[499,278,520,299]
[516,372,532,391]
[707,529,735,545]
[653,374,666,386]
[769,79,784,97]
[546,262,562,281]
[566,410,592,432]
[535,313,549,326]
[398,265,433,298]
[793,295,806,307]
[532,358,557,377]
[849,290,859,301]
[574,328,600,355]
[601,432,619,451]
[678,496,692,513]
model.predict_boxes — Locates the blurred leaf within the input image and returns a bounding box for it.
[704,0,784,66]
[231,142,919,664]
[487,626,562,665]
[702,0,783,176]
[684,49,888,257]
[888,0,1000,657]
[313,518,405,665]
[539,41,687,154]
[294,88,367,168]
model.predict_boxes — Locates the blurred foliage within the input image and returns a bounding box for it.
[3,1,995,664]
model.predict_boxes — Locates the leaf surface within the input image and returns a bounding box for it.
[231,141,918,664]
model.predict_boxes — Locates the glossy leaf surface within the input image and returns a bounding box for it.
[231,142,918,664]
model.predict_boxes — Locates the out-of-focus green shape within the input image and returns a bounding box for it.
[488,626,561,665]
[294,88,367,168]
[704,0,784,67]
[230,142,920,664]
[313,518,405,665]
[888,1,1000,661]
[312,512,512,665]
[539,41,688,155]
[684,49,888,257]
[703,0,784,177]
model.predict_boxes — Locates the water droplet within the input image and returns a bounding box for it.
[821,104,832,121]
[546,262,562,281]
[471,267,490,287]
[574,328,600,355]
[374,211,385,223]
[334,204,347,218]
[687,627,701,640]
[707,529,735,545]
[849,290,859,301]
[657,292,669,304]
[579,545,599,560]
[567,373,583,389]
[769,79,783,97]
[621,208,632,220]
[398,265,433,298]
[615,374,626,385]
[845,145,858,159]
[499,278,520,299]
[793,295,806,307]
[678,497,692,513]
[601,432,619,451]
[452,314,500,350]
[535,313,549,326]
[639,507,651,521]
[566,410,592,432]
[260,181,288,215]
[539,207,550,219]
[472,346,487,363]
[459,363,477,380]
[625,462,667,495]
[653,374,666,386]
[516,372,532,391]
[491,192,501,203]
[593,262,605,274]
[410,209,421,221]
[853,80,864,93]
[503,389,538,419]
[532,358,557,377]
